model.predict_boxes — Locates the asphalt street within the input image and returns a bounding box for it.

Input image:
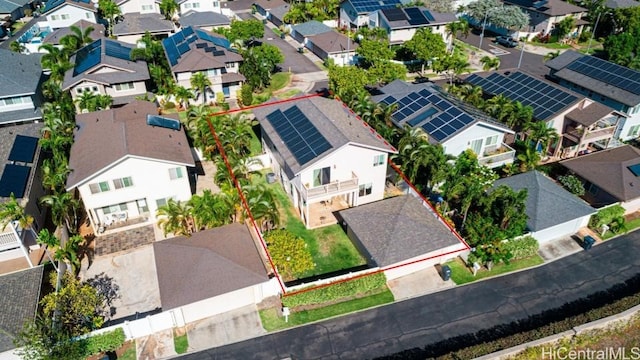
[179,232,640,360]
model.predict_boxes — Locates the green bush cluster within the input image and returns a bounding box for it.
[83,328,126,356]
[283,272,387,308]
[502,236,539,260]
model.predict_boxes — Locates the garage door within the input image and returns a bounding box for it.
[532,217,587,243]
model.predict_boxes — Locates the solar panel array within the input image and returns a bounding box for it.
[104,40,133,61]
[405,8,430,25]
[351,0,401,13]
[466,72,578,120]
[163,26,231,66]
[567,56,640,96]
[380,88,476,142]
[266,106,332,166]
[73,40,102,76]
[8,136,38,163]
[382,8,406,21]
[0,164,31,198]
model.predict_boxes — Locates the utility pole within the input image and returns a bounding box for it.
[586,11,601,55]
[479,10,489,49]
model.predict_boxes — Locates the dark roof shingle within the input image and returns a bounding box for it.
[0,49,43,98]
[113,12,173,36]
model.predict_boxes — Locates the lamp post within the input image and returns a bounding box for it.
[586,11,601,55]
[478,10,490,49]
[517,25,529,69]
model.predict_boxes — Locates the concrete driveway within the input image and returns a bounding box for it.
[81,245,161,320]
[185,305,265,352]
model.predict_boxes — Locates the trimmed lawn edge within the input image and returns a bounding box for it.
[448,255,545,285]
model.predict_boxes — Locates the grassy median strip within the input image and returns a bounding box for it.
[260,290,395,331]
[448,256,544,285]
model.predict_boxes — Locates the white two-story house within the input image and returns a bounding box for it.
[253,96,397,229]
[117,0,159,14]
[0,49,44,125]
[62,38,150,109]
[368,7,457,46]
[162,26,244,101]
[175,0,221,15]
[66,100,195,236]
[339,0,401,29]
[41,0,98,29]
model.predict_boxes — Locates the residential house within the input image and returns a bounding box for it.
[339,0,401,29]
[42,19,105,46]
[162,26,244,101]
[153,223,273,313]
[62,38,151,108]
[0,266,44,352]
[253,96,397,229]
[503,0,588,38]
[175,0,221,17]
[0,49,44,125]
[0,0,40,21]
[306,30,358,66]
[493,171,596,243]
[561,145,640,213]
[113,12,174,44]
[266,1,290,27]
[466,71,624,159]
[372,80,516,168]
[41,0,97,29]
[368,7,457,46]
[66,100,195,236]
[545,50,640,143]
[179,10,230,32]
[253,0,287,21]
[290,20,332,44]
[117,0,159,14]
[339,194,465,281]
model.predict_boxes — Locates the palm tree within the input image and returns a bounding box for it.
[60,25,94,53]
[156,199,194,237]
[446,19,470,46]
[516,147,541,172]
[506,101,533,132]
[149,64,175,94]
[526,120,559,156]
[39,43,72,81]
[190,72,212,104]
[0,193,34,233]
[41,158,71,193]
[9,41,26,53]
[75,91,98,112]
[173,85,194,110]
[242,184,280,231]
[485,95,513,122]
[544,50,561,62]
[190,190,233,230]
[159,0,179,20]
[97,0,121,36]
[480,56,500,71]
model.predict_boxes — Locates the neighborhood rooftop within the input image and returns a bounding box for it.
[113,12,173,36]
[349,0,401,13]
[153,223,269,310]
[253,96,396,176]
[66,100,194,190]
[466,71,581,121]
[545,50,640,107]
[306,31,358,54]
[0,49,43,125]
[493,171,595,232]
[43,20,105,44]
[162,26,242,72]
[339,195,462,268]
[179,11,230,27]
[379,7,457,29]
[504,0,587,16]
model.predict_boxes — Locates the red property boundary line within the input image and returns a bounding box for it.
[204,95,470,298]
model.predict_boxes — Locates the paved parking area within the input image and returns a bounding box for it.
[387,266,455,301]
[80,245,161,320]
[186,305,266,352]
[538,236,583,261]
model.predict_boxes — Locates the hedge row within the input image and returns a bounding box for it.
[376,273,640,359]
[282,272,387,308]
[503,236,539,260]
[83,328,126,356]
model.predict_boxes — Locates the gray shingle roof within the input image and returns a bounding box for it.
[252,96,396,176]
[43,20,105,45]
[268,3,290,20]
[565,100,615,126]
[179,10,230,27]
[493,171,596,232]
[253,0,287,10]
[0,0,31,13]
[61,38,150,90]
[292,20,332,37]
[0,266,44,352]
[153,223,269,310]
[605,0,640,8]
[339,195,462,267]
[67,100,194,189]
[546,50,640,107]
[561,145,640,202]
[307,31,358,54]
[504,0,587,16]
[113,12,174,36]
[0,49,43,98]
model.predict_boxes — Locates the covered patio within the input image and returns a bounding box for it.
[307,196,350,229]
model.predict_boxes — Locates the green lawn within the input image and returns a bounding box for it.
[269,72,291,92]
[119,343,137,360]
[448,256,544,285]
[271,27,283,36]
[528,41,571,50]
[599,217,640,240]
[259,290,394,331]
[276,89,302,99]
[254,173,366,278]
[173,333,188,354]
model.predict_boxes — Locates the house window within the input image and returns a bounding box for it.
[113,176,134,189]
[359,183,372,197]
[169,167,184,180]
[0,97,25,106]
[373,154,385,166]
[470,138,482,154]
[628,125,640,137]
[485,135,498,147]
[192,2,200,7]
[586,182,599,195]
[141,4,153,10]
[102,203,128,214]
[225,63,234,68]
[61,14,70,20]
[184,2,191,8]
[92,86,98,92]
[206,69,218,77]
[85,12,91,18]
[50,15,59,20]
[114,82,135,91]
[213,1,219,6]
[313,167,330,187]
[89,181,110,194]
[156,197,174,208]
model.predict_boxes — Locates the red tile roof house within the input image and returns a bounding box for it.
[66,100,195,238]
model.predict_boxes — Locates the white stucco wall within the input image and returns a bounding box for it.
[119,0,160,14]
[441,122,510,158]
[104,80,148,98]
[45,5,96,29]
[384,242,466,280]
[531,215,591,243]
[179,0,221,14]
[618,113,640,142]
[622,197,640,214]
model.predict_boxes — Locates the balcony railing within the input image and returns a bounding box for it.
[565,126,616,143]
[478,144,516,168]
[303,172,359,200]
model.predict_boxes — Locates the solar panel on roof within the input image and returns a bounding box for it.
[567,56,640,96]
[8,136,38,163]
[382,8,406,21]
[146,115,181,130]
[628,164,640,177]
[351,0,401,13]
[177,41,190,55]
[73,40,102,76]
[266,106,332,166]
[0,164,31,198]
[405,8,428,25]
[407,107,438,126]
[196,29,231,49]
[104,40,132,61]
[423,9,435,21]
[183,26,195,37]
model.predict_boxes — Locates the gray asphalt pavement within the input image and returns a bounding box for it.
[178,232,640,360]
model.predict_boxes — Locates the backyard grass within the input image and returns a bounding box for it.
[269,72,291,92]
[448,256,544,285]
[253,172,366,278]
[173,332,189,354]
[259,289,394,331]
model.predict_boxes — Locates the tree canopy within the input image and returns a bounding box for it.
[403,28,447,69]
[465,0,529,30]
[240,43,284,90]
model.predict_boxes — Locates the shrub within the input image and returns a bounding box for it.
[558,174,585,196]
[502,236,539,260]
[241,84,253,106]
[579,30,592,43]
[265,229,314,280]
[84,328,126,356]
[282,272,387,308]
[163,101,175,109]
[215,92,225,105]
[591,204,625,231]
